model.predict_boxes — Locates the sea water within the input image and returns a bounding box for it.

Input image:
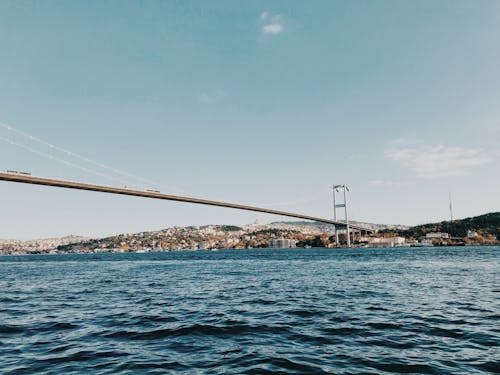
[1,247,498,374]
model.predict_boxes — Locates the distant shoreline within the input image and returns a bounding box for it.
[2,244,499,257]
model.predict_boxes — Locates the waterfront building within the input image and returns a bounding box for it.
[269,238,297,248]
[426,232,450,239]
[366,237,406,248]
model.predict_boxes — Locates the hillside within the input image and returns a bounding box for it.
[0,235,89,254]
[54,223,326,254]
[386,212,500,239]
[2,213,498,255]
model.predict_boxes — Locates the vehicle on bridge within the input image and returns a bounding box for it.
[6,170,31,176]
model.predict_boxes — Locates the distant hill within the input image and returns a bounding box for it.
[385,212,500,239]
[0,235,90,254]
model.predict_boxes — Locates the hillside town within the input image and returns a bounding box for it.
[1,213,498,255]
[0,235,88,255]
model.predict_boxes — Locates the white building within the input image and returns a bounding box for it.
[419,239,434,247]
[426,232,450,239]
[366,237,406,248]
[269,238,297,248]
[467,230,478,239]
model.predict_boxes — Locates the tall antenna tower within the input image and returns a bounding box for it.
[449,192,453,222]
[332,184,350,247]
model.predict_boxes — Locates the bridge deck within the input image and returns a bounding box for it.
[0,172,371,231]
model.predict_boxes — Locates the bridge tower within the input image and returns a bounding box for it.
[332,184,350,247]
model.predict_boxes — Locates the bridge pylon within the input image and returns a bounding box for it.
[332,184,350,247]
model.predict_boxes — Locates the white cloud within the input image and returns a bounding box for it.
[260,11,284,35]
[262,23,284,35]
[385,144,490,178]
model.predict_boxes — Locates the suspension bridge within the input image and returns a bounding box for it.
[0,122,372,234]
[0,171,370,231]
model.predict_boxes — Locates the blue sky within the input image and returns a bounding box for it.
[1,1,499,239]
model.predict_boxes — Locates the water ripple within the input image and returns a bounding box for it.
[1,247,498,374]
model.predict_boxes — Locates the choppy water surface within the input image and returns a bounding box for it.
[1,247,499,374]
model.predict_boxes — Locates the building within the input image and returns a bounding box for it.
[419,239,434,247]
[426,232,450,239]
[366,236,406,248]
[269,238,297,248]
[467,230,478,239]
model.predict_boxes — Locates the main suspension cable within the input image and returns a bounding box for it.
[1,122,328,209]
[0,122,158,188]
[0,136,132,186]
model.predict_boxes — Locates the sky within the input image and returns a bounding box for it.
[0,1,499,239]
